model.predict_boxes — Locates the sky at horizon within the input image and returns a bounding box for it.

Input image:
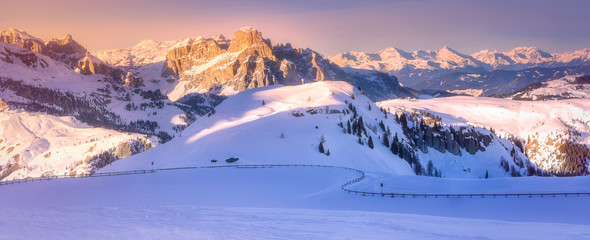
[1,0,588,55]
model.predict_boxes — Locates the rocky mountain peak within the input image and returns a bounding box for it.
[0,28,46,54]
[45,34,88,69]
[227,27,272,56]
[161,27,410,101]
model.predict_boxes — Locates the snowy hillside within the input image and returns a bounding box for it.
[0,42,196,139]
[3,164,590,239]
[511,75,590,100]
[103,81,539,179]
[0,34,201,180]
[0,110,154,181]
[421,64,590,96]
[93,39,193,94]
[380,97,590,176]
[94,39,190,68]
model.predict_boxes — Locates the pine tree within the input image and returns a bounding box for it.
[347,121,352,134]
[400,113,407,128]
[382,132,390,147]
[427,160,434,176]
[368,136,374,149]
[318,142,325,154]
[379,121,386,132]
[390,141,398,155]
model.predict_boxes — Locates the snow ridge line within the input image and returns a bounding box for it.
[1,164,589,198]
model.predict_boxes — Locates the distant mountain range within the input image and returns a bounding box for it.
[329,46,590,92]
[94,27,411,102]
[422,64,590,96]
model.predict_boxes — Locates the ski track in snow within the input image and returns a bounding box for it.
[1,167,590,239]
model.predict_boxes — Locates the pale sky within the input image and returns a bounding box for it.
[1,0,588,55]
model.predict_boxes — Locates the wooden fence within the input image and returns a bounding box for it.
[1,164,588,198]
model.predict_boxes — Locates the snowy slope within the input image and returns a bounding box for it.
[0,42,194,137]
[103,81,535,179]
[93,39,193,94]
[1,164,590,239]
[0,41,199,180]
[0,110,154,180]
[421,64,590,96]
[94,39,190,68]
[102,81,413,175]
[380,97,590,175]
[512,74,590,100]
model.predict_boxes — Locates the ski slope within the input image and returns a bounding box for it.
[0,167,589,239]
[101,81,531,179]
[379,96,590,173]
[101,81,415,175]
[2,81,590,239]
[0,110,154,180]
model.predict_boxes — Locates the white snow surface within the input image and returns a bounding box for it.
[0,42,189,134]
[2,81,590,238]
[0,110,153,180]
[103,81,414,175]
[1,164,590,239]
[514,75,590,100]
[379,96,590,172]
[380,96,590,145]
[93,39,188,68]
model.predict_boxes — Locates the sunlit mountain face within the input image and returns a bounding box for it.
[1,0,590,238]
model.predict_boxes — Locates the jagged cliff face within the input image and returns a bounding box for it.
[0,28,46,54]
[0,97,8,111]
[163,28,279,92]
[0,42,48,69]
[164,27,409,101]
[46,34,88,69]
[0,28,143,87]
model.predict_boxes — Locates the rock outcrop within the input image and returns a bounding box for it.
[1,28,141,88]
[0,42,48,69]
[123,72,144,88]
[45,34,88,69]
[77,53,114,75]
[0,97,8,111]
[0,28,46,54]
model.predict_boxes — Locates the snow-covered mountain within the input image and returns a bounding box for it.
[421,64,590,96]
[511,75,590,100]
[380,96,590,176]
[329,46,489,88]
[96,27,413,102]
[329,46,590,88]
[473,47,590,70]
[104,81,543,179]
[0,110,155,181]
[0,31,200,180]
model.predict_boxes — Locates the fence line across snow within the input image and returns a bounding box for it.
[1,164,589,198]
